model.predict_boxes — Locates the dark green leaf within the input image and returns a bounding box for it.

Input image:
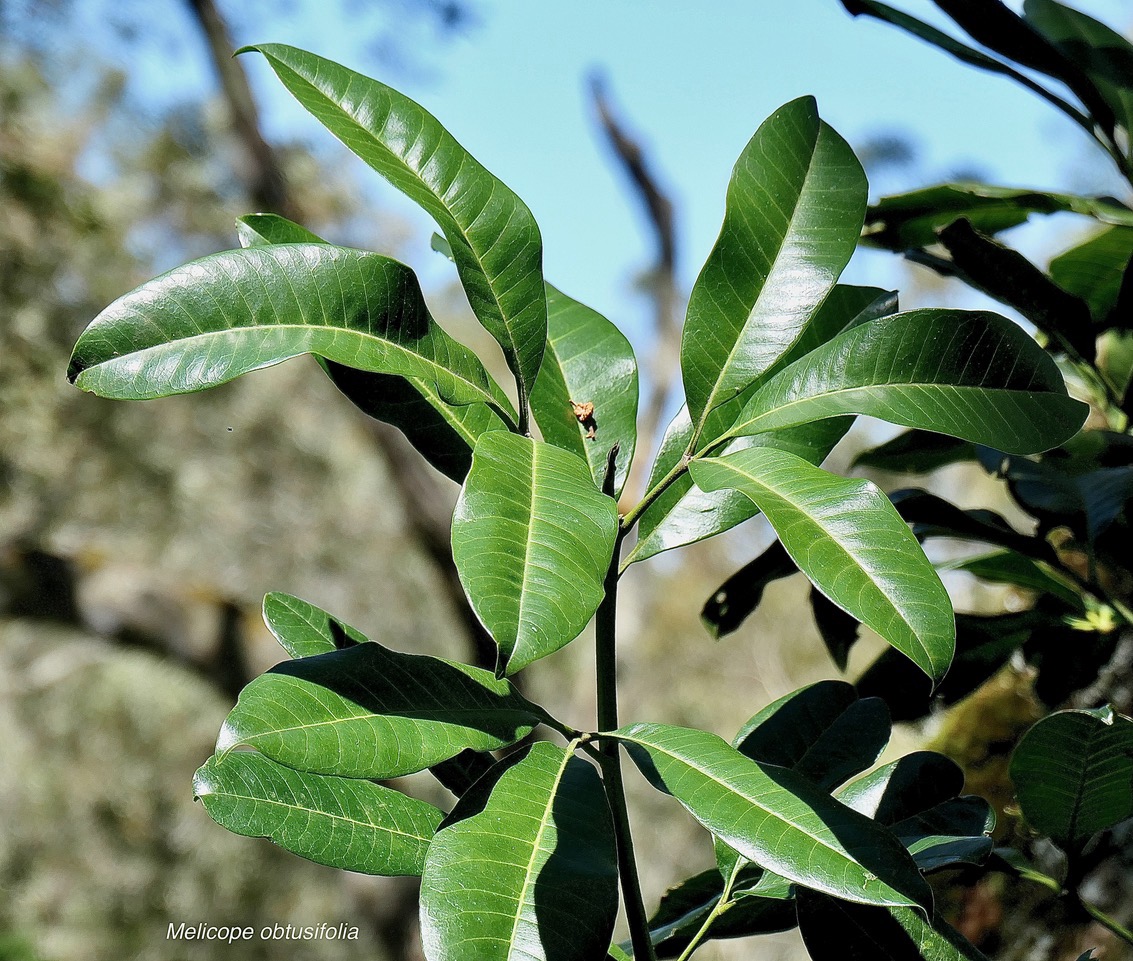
[853,430,978,474]
[681,96,867,441]
[1049,226,1133,325]
[614,723,932,911]
[453,432,619,675]
[217,642,542,778]
[895,797,995,872]
[530,285,638,497]
[811,586,862,671]
[725,310,1088,455]
[420,742,618,961]
[691,448,954,681]
[68,245,501,408]
[242,44,548,421]
[429,749,497,798]
[797,888,991,961]
[838,752,967,825]
[261,592,366,658]
[943,551,1083,609]
[863,182,1133,251]
[236,212,324,246]
[890,488,1048,560]
[700,540,797,639]
[193,751,443,876]
[1010,706,1133,849]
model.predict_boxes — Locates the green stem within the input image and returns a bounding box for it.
[673,860,742,961]
[596,531,656,961]
[1077,893,1133,946]
[620,456,690,535]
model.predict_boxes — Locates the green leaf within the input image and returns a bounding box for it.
[890,489,1048,561]
[420,742,618,961]
[193,751,443,876]
[67,244,500,408]
[530,284,639,497]
[894,797,995,872]
[797,889,991,961]
[863,182,1133,251]
[261,592,366,658]
[614,723,932,912]
[690,448,954,682]
[242,44,547,422]
[681,96,867,441]
[1025,0,1133,136]
[838,752,966,824]
[1010,706,1133,849]
[1049,226,1133,325]
[853,430,978,473]
[236,212,325,246]
[452,432,619,675]
[700,540,798,639]
[725,310,1088,454]
[811,587,863,671]
[625,408,849,567]
[217,642,542,778]
[941,551,1083,609]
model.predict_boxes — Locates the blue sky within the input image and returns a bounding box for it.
[147,1,1133,341]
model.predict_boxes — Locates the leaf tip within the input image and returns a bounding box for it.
[215,720,247,759]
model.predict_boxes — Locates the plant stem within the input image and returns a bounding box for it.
[1076,892,1133,947]
[596,531,657,961]
[620,456,689,535]
[673,860,742,961]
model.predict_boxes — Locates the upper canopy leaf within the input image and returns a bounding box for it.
[614,723,932,912]
[420,742,618,961]
[217,641,542,779]
[725,309,1087,454]
[680,96,867,440]
[452,432,619,675]
[530,284,638,497]
[67,244,500,409]
[241,44,547,423]
[194,751,443,876]
[261,592,366,658]
[690,448,954,682]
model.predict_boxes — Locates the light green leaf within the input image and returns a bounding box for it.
[452,432,619,676]
[1049,225,1133,324]
[420,742,618,961]
[726,309,1087,454]
[1010,706,1133,849]
[242,44,547,422]
[614,723,932,912]
[681,96,867,442]
[690,448,954,681]
[261,592,367,658]
[217,642,542,778]
[193,751,443,876]
[530,285,638,497]
[236,212,325,246]
[797,889,990,961]
[67,244,501,409]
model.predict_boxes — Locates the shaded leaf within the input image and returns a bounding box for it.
[797,888,991,961]
[854,429,978,474]
[452,432,619,675]
[262,592,366,658]
[1049,226,1133,326]
[68,245,501,408]
[236,212,324,246]
[420,743,618,961]
[429,749,497,799]
[895,796,995,872]
[811,586,862,671]
[726,310,1088,455]
[839,752,967,825]
[681,96,866,440]
[614,723,932,911]
[217,642,542,778]
[530,285,638,497]
[691,448,954,681]
[194,751,443,876]
[700,540,798,640]
[891,488,1049,561]
[242,44,548,420]
[1010,706,1133,849]
[942,551,1083,609]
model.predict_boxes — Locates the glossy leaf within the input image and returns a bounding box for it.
[261,592,366,658]
[242,44,547,419]
[614,723,933,911]
[193,751,443,876]
[217,642,542,778]
[700,540,798,639]
[452,432,619,675]
[681,96,867,440]
[725,309,1088,454]
[419,742,618,961]
[236,212,324,246]
[68,244,500,408]
[1010,706,1133,849]
[530,285,638,497]
[797,889,991,961]
[895,797,995,872]
[1049,226,1133,325]
[853,430,977,474]
[690,447,954,681]
[863,182,1133,251]
[838,752,967,825]
[625,407,849,567]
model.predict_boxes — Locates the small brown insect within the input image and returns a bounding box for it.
[569,400,597,440]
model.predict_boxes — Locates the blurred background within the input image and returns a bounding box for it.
[1,1,1131,959]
